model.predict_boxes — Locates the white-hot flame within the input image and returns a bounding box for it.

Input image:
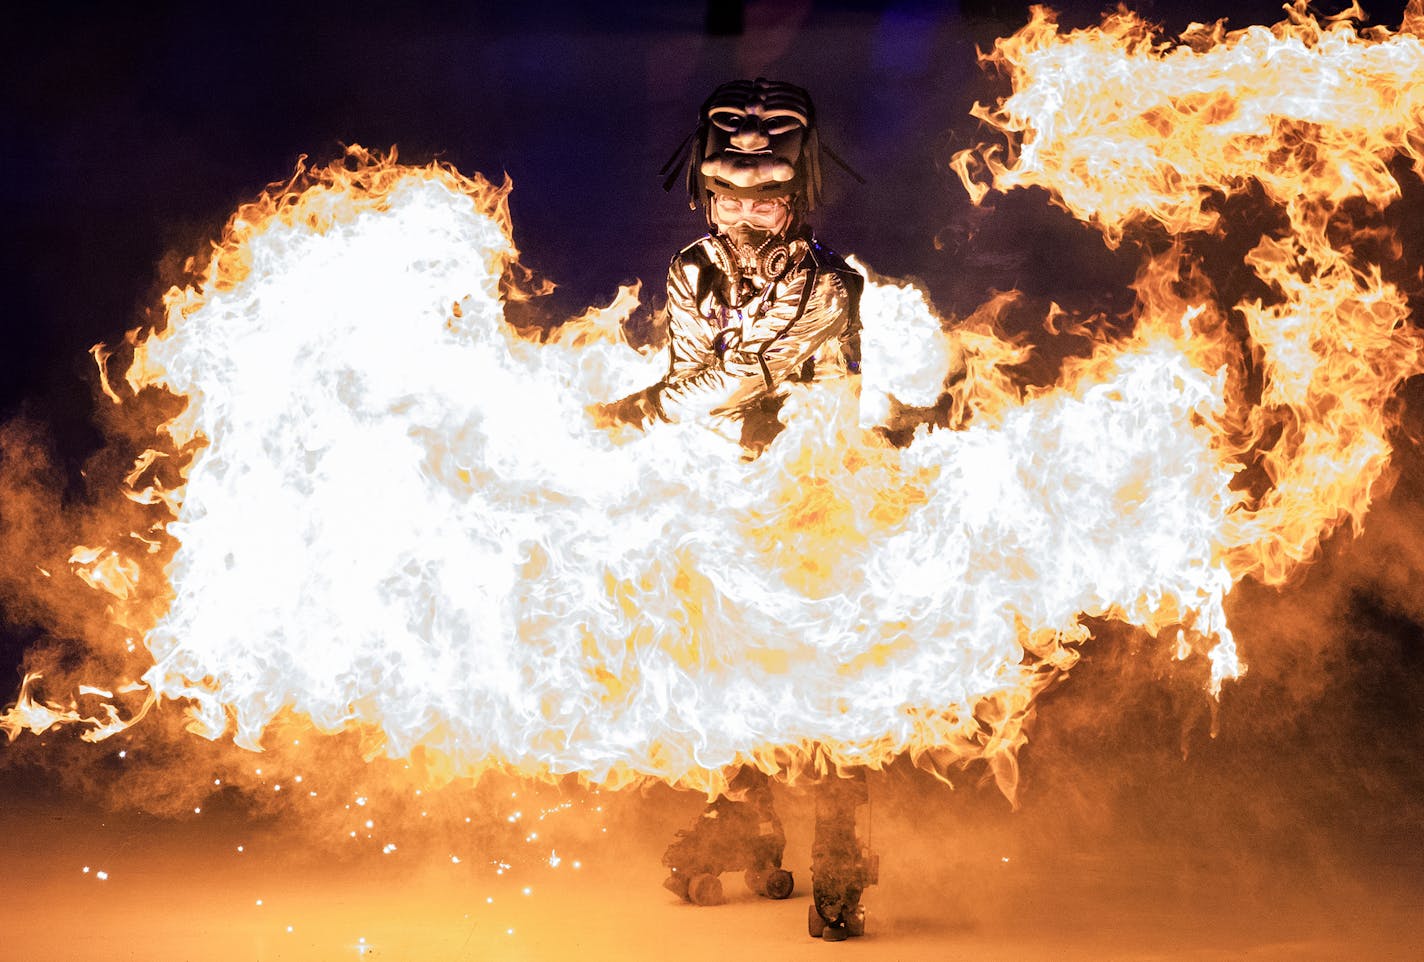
[6,4,1422,798]
[0,150,1238,795]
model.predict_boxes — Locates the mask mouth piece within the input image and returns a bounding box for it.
[723,225,778,250]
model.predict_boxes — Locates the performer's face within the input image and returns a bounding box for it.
[700,81,811,191]
[710,193,791,236]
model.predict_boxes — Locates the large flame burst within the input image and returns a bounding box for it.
[5,4,1422,798]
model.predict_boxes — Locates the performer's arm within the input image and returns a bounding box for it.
[703,265,856,417]
[599,254,858,427]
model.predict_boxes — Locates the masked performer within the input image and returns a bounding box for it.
[597,77,875,942]
[598,78,862,447]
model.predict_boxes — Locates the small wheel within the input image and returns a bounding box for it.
[822,925,850,943]
[764,868,794,900]
[808,903,827,938]
[663,872,690,901]
[846,907,866,938]
[688,873,724,906]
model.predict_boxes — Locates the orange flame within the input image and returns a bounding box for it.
[6,5,1423,800]
[953,1,1424,592]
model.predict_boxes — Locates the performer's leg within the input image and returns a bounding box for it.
[809,767,876,940]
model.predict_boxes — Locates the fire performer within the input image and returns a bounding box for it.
[595,77,874,941]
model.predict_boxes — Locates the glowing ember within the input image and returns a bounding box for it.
[5,6,1423,800]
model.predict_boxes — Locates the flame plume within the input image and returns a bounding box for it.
[5,5,1423,800]
[953,0,1424,589]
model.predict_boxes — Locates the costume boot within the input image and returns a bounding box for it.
[662,766,794,905]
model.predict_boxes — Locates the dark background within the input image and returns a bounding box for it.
[9,0,1410,458]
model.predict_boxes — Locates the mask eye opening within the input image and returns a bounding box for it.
[709,109,745,130]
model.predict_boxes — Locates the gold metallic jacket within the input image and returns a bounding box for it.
[654,232,863,423]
